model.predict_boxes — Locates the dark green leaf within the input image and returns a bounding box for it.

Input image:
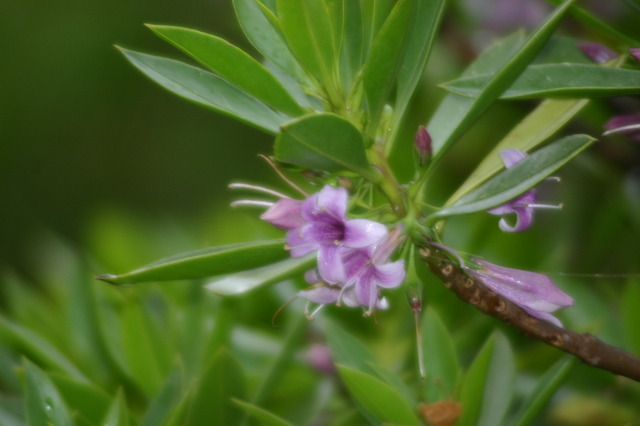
[421,308,460,402]
[274,113,376,179]
[185,348,245,426]
[323,319,379,377]
[427,134,595,221]
[361,0,415,129]
[96,240,288,285]
[622,280,640,355]
[51,373,112,426]
[337,365,419,425]
[339,0,365,90]
[23,359,73,426]
[205,255,315,296]
[512,356,576,426]
[232,399,293,426]
[119,48,284,134]
[147,25,305,116]
[442,64,640,99]
[233,0,308,84]
[458,333,515,426]
[428,0,576,161]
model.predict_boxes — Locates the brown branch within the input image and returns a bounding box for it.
[419,247,640,382]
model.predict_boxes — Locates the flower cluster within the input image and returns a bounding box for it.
[261,185,406,316]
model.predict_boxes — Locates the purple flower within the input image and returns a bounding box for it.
[415,125,432,167]
[487,149,561,232]
[286,185,387,284]
[603,113,640,142]
[630,47,640,63]
[260,198,305,230]
[579,42,617,64]
[467,258,574,327]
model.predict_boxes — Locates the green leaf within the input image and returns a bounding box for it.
[96,240,288,285]
[428,0,576,161]
[147,25,305,117]
[118,47,284,134]
[205,255,315,296]
[445,98,589,205]
[23,359,73,426]
[102,389,129,426]
[361,0,415,129]
[185,348,245,426]
[427,134,595,221]
[337,365,419,425]
[233,0,308,84]
[51,373,112,426]
[442,64,640,99]
[232,399,293,426]
[323,319,379,377]
[339,0,365,90]
[140,371,186,426]
[511,356,576,426]
[277,0,339,96]
[458,333,515,426]
[274,113,376,179]
[421,308,461,403]
[621,280,640,355]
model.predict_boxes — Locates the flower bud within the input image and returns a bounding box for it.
[579,42,617,64]
[415,125,432,167]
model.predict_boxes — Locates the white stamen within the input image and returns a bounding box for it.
[228,182,289,198]
[230,200,273,208]
[602,123,640,136]
[525,202,563,210]
[308,304,325,319]
[545,176,561,182]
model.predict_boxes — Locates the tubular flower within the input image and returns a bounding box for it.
[579,42,617,63]
[260,198,305,230]
[466,258,574,327]
[487,149,561,232]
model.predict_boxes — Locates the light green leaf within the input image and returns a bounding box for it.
[205,255,314,296]
[185,348,245,426]
[512,357,576,426]
[147,25,305,117]
[421,308,461,402]
[233,0,308,84]
[277,0,339,96]
[140,371,186,426]
[102,389,129,426]
[442,64,640,99]
[361,0,415,129]
[119,47,284,134]
[232,399,293,426]
[428,0,576,161]
[337,365,419,425]
[274,113,377,179]
[445,98,589,205]
[23,359,73,426]
[96,240,288,285]
[458,333,515,426]
[427,134,595,221]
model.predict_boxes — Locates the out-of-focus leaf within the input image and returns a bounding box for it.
[206,255,314,295]
[101,389,129,426]
[323,319,378,377]
[427,134,595,221]
[51,373,112,426]
[118,48,284,134]
[97,240,288,285]
[458,333,515,426]
[23,359,73,426]
[232,399,293,426]
[442,64,640,99]
[445,98,589,205]
[361,0,415,129]
[337,365,419,425]
[0,317,88,383]
[277,0,339,95]
[233,0,308,84]
[185,348,245,426]
[147,25,305,117]
[421,308,461,402]
[340,0,365,90]
[275,113,376,179]
[511,356,576,426]
[428,0,575,161]
[621,280,640,354]
[140,370,185,426]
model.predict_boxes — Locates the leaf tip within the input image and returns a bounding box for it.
[95,274,122,285]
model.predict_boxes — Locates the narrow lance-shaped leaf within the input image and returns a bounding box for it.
[96,240,288,285]
[442,64,640,99]
[231,399,293,426]
[337,365,420,425]
[147,25,305,117]
[274,113,377,180]
[233,0,308,84]
[426,134,595,221]
[428,0,576,161]
[119,48,284,134]
[422,308,461,403]
[23,360,74,426]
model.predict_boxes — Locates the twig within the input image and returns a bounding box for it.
[419,247,640,382]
